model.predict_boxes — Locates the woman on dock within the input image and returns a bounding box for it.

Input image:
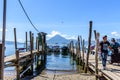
[109,38,120,64]
[100,35,110,70]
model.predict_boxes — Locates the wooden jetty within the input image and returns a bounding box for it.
[86,54,120,80]
[1,20,120,80]
[70,41,120,80]
[1,28,47,80]
[69,21,120,80]
[4,50,38,65]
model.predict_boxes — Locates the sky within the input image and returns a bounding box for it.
[0,0,120,42]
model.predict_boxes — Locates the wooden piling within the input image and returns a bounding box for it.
[84,21,92,73]
[36,37,40,69]
[26,32,28,51]
[29,31,33,74]
[94,30,100,80]
[79,36,82,65]
[43,33,47,64]
[41,32,47,66]
[16,50,20,80]
[80,36,82,58]
[94,30,97,40]
[0,43,3,80]
[75,42,78,58]
[77,36,81,65]
[71,41,74,57]
[32,33,34,50]
[69,41,72,53]
[82,39,85,70]
[0,0,7,79]
[14,28,17,51]
[36,37,38,50]
[38,37,40,53]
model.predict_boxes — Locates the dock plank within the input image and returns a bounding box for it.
[4,50,38,63]
[84,53,120,80]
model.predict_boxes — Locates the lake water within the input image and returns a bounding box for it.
[4,43,25,71]
[5,43,25,56]
[46,52,76,70]
[4,43,77,76]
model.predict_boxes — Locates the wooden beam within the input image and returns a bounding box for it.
[29,31,33,74]
[14,28,17,51]
[84,21,92,73]
[16,50,20,80]
[82,39,85,70]
[26,32,28,51]
[0,0,7,79]
[94,30,100,80]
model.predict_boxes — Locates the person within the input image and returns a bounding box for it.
[110,38,119,54]
[109,38,120,64]
[100,35,110,70]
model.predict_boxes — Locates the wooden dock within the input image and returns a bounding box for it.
[2,21,120,80]
[5,49,120,80]
[86,53,120,80]
[2,30,47,80]
[4,50,38,63]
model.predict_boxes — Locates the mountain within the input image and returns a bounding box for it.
[47,35,69,46]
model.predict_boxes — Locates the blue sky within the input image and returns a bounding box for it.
[0,0,120,42]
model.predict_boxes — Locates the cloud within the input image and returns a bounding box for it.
[0,28,8,32]
[111,31,120,37]
[47,30,77,40]
[47,30,61,39]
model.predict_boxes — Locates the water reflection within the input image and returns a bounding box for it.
[46,52,77,71]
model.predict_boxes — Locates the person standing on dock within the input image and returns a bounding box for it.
[109,38,120,64]
[110,38,119,54]
[100,35,110,70]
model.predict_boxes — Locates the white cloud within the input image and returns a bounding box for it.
[47,30,61,39]
[111,31,120,37]
[0,28,8,32]
[47,30,77,40]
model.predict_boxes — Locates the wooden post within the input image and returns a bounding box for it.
[43,33,47,65]
[77,36,80,65]
[80,36,83,65]
[71,41,73,55]
[71,41,73,54]
[69,41,72,53]
[94,30,97,40]
[38,35,40,52]
[36,36,40,69]
[41,32,47,66]
[14,28,20,79]
[36,37,38,50]
[0,1,7,79]
[14,28,17,51]
[32,33,34,50]
[29,31,33,74]
[80,36,82,58]
[84,21,92,73]
[0,43,3,80]
[82,39,85,70]
[94,30,100,80]
[16,50,20,80]
[75,42,78,57]
[26,32,28,51]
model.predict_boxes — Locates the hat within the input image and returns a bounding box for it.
[103,35,107,39]
[111,38,115,42]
